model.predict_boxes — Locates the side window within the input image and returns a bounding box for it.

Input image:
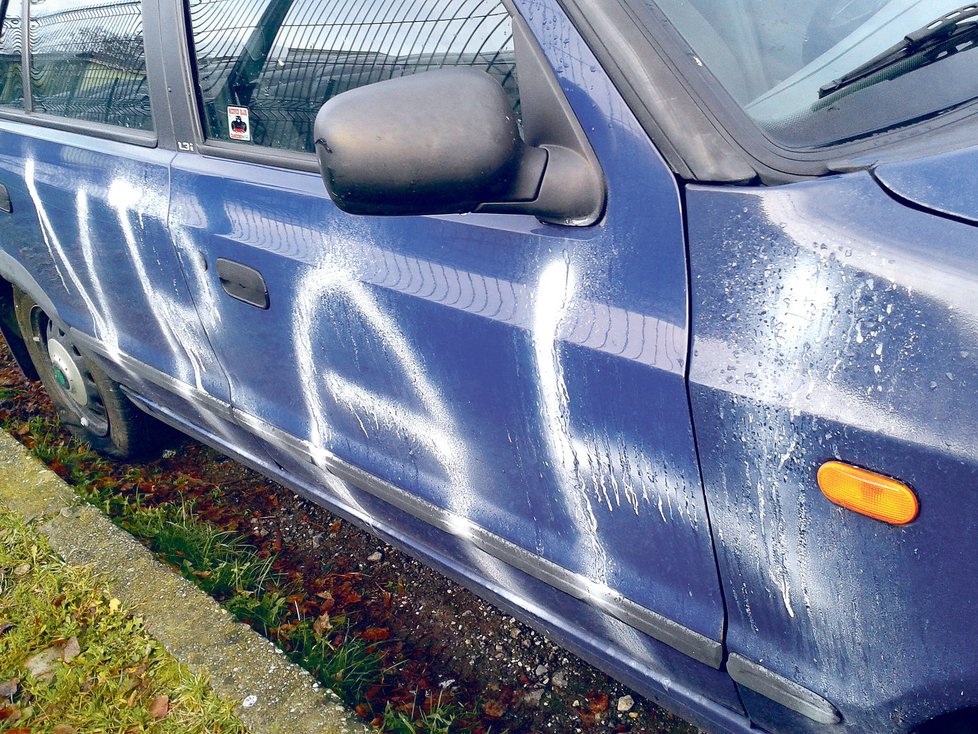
[0,0,23,108]
[188,0,519,153]
[29,0,152,129]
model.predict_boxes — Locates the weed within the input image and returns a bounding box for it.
[381,691,460,734]
[289,624,386,705]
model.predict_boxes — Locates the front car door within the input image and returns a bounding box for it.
[162,0,744,725]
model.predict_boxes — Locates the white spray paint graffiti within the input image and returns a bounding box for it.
[291,245,475,519]
[348,242,690,522]
[25,159,94,316]
[533,257,608,581]
[75,190,120,361]
[222,197,696,527]
[31,153,705,632]
[23,158,241,445]
[106,179,208,392]
[324,372,461,472]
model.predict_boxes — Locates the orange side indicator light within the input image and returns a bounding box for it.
[817,461,918,525]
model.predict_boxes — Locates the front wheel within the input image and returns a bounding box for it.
[13,287,160,458]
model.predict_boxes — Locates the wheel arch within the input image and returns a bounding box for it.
[0,248,70,383]
[0,248,63,324]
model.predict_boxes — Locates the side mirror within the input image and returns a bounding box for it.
[314,68,603,225]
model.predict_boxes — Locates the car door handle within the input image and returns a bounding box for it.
[216,258,269,310]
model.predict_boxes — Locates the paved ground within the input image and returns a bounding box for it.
[0,428,369,734]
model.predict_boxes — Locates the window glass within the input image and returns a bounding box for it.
[636,0,978,148]
[189,0,518,153]
[30,0,152,129]
[0,0,23,108]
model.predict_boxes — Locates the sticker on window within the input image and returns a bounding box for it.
[227,106,250,141]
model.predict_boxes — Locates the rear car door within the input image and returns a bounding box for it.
[0,0,230,410]
[164,0,739,710]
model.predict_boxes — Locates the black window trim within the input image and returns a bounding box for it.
[0,0,160,146]
[556,0,978,185]
[17,0,30,112]
[0,108,158,146]
[196,138,319,172]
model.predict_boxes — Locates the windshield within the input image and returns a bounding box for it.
[634,1,978,148]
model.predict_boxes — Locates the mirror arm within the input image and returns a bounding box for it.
[478,144,604,226]
[507,145,548,202]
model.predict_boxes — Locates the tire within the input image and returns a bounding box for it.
[12,286,162,459]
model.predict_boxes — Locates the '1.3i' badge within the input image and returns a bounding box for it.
[227,106,251,141]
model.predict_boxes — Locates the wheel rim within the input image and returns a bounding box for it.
[47,336,87,406]
[40,314,110,437]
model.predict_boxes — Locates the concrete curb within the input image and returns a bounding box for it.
[0,429,370,734]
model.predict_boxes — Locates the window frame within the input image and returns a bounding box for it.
[0,0,158,147]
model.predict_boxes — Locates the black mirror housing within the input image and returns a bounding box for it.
[314,68,541,216]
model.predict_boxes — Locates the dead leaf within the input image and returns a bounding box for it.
[61,637,80,663]
[316,591,335,612]
[12,564,29,577]
[312,613,331,636]
[588,693,609,714]
[0,705,19,721]
[0,679,17,698]
[342,590,363,605]
[53,725,77,734]
[482,699,506,719]
[362,627,389,643]
[14,424,28,436]
[25,646,62,680]
[149,695,169,719]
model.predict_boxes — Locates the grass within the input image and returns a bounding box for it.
[382,692,460,734]
[291,629,385,704]
[0,507,245,733]
[124,503,278,599]
[116,499,389,705]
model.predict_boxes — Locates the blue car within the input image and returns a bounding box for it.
[0,0,974,731]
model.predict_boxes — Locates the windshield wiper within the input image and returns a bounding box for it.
[818,4,978,98]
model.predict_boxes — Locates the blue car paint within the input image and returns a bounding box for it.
[874,146,978,224]
[686,171,978,732]
[0,0,975,732]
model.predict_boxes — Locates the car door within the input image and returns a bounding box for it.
[0,0,280,463]
[0,0,231,406]
[164,0,739,708]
